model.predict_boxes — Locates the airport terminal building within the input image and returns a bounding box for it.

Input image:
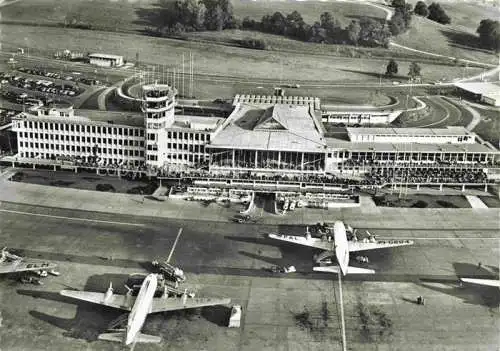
[8,84,500,183]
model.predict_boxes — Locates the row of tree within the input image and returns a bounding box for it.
[385,59,422,79]
[153,0,416,48]
[154,0,237,33]
[414,1,451,25]
[243,11,393,47]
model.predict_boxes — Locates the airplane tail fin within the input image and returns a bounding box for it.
[98,332,162,344]
[135,333,162,343]
[314,266,375,275]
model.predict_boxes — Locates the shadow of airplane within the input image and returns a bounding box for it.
[19,273,234,343]
[417,262,500,308]
[10,248,151,271]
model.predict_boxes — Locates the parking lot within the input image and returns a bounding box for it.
[1,70,83,97]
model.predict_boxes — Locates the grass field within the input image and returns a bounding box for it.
[0,0,386,31]
[0,24,484,84]
[0,0,148,31]
[473,117,500,147]
[440,1,500,33]
[392,12,499,66]
[231,0,387,26]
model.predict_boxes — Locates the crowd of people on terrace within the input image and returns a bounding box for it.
[341,158,497,168]
[366,167,489,185]
[6,154,493,186]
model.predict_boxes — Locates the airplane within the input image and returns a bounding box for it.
[60,273,230,346]
[0,247,59,276]
[268,221,414,276]
[151,228,186,285]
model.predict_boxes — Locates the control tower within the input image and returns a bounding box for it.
[141,83,176,167]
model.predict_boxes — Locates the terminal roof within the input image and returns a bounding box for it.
[454,82,500,96]
[209,104,326,152]
[326,138,497,153]
[76,110,144,127]
[347,126,471,137]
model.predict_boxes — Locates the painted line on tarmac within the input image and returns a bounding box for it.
[0,209,145,227]
[384,237,499,240]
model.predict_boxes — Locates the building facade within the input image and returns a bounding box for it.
[11,106,145,166]
[88,53,124,68]
[8,89,500,179]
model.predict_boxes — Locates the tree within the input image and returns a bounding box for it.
[389,12,406,35]
[320,11,341,41]
[347,20,361,45]
[477,19,500,52]
[427,3,451,25]
[310,22,327,43]
[389,3,412,35]
[269,11,286,35]
[386,59,398,76]
[358,17,391,47]
[391,0,406,9]
[414,1,429,17]
[408,62,422,78]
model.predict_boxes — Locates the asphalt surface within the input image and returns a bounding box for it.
[0,201,498,350]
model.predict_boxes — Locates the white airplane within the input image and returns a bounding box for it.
[268,221,414,275]
[60,273,230,346]
[0,247,59,275]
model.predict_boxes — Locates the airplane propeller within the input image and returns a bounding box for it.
[124,284,133,295]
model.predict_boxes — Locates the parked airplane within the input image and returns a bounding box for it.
[151,228,186,285]
[0,247,59,275]
[268,221,414,275]
[60,273,230,345]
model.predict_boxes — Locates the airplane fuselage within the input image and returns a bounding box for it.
[333,221,349,276]
[125,274,158,345]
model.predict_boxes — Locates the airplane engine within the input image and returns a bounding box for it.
[104,282,114,303]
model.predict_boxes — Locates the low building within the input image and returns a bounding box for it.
[454,82,500,107]
[88,53,124,68]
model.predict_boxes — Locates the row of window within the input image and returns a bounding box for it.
[166,154,206,161]
[167,131,210,141]
[19,120,144,137]
[19,142,145,157]
[167,144,205,152]
[18,132,145,147]
[19,152,142,166]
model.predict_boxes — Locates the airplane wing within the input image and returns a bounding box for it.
[268,233,334,251]
[460,278,500,288]
[347,239,414,252]
[0,260,57,274]
[60,290,135,311]
[150,297,231,314]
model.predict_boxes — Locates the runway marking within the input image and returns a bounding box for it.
[0,209,145,227]
[382,237,499,240]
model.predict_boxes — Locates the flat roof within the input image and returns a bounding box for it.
[171,115,224,131]
[347,126,471,137]
[209,103,326,152]
[76,110,144,127]
[454,82,500,96]
[88,53,123,60]
[326,139,497,153]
